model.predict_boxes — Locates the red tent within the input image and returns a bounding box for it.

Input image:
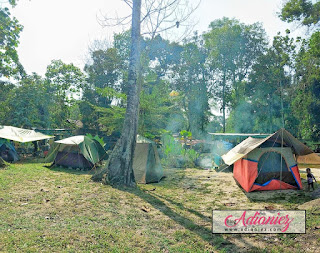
[222,129,312,192]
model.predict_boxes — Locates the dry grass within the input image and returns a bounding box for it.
[0,161,319,252]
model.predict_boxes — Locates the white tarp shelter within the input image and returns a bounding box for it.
[0,126,53,143]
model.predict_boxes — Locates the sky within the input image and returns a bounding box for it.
[7,0,293,76]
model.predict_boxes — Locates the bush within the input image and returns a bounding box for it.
[161,133,199,168]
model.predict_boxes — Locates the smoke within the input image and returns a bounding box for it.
[227,101,256,133]
[165,113,187,133]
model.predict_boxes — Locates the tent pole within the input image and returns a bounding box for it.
[280,129,284,190]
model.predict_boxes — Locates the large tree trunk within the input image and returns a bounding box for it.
[93,0,141,186]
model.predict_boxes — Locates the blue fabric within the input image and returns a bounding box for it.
[254,166,300,189]
[221,141,234,150]
[254,180,273,187]
[243,158,258,163]
[0,139,16,152]
[258,151,288,173]
[0,138,19,161]
[289,164,298,169]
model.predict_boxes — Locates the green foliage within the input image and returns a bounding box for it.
[162,133,183,157]
[161,133,199,168]
[45,59,86,102]
[280,0,320,27]
[84,84,127,135]
[181,148,199,165]
[45,60,86,128]
[8,0,18,6]
[81,36,128,131]
[145,34,183,77]
[84,47,123,106]
[1,9,320,146]
[171,34,210,137]
[291,31,320,140]
[139,71,179,137]
[86,133,106,148]
[1,74,50,128]
[180,130,192,138]
[0,82,14,123]
[0,7,24,79]
[96,87,127,102]
[242,33,297,133]
[1,59,87,129]
[204,17,267,131]
[95,105,126,135]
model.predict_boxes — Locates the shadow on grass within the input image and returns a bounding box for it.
[14,157,46,164]
[214,164,233,173]
[244,185,313,206]
[118,186,260,252]
[48,165,95,176]
[151,192,211,222]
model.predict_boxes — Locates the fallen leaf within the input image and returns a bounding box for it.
[224,203,235,207]
[265,206,275,210]
[141,206,151,213]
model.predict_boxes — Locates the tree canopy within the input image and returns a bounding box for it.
[280,0,320,27]
[0,1,320,170]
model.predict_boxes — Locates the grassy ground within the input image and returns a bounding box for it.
[0,161,319,252]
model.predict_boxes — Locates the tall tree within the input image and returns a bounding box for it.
[292,32,320,140]
[279,0,320,139]
[94,0,199,186]
[1,74,49,128]
[204,18,267,132]
[246,33,296,133]
[81,46,124,130]
[45,60,86,128]
[103,0,142,186]
[0,6,24,79]
[139,71,179,137]
[84,48,123,106]
[172,34,210,137]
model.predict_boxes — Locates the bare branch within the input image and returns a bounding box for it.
[123,0,133,9]
[98,0,201,41]
[141,0,158,23]
[141,0,201,40]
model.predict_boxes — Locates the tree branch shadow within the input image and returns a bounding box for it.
[118,186,260,252]
[48,165,94,175]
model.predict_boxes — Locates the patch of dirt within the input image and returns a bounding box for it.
[298,199,320,210]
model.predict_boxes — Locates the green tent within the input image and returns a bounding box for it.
[45,135,107,169]
[0,139,19,162]
[133,136,164,184]
[0,157,5,167]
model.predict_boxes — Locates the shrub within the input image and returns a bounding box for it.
[161,133,199,168]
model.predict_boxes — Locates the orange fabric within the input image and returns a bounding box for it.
[234,159,258,192]
[250,180,297,191]
[290,165,303,189]
[233,159,303,192]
